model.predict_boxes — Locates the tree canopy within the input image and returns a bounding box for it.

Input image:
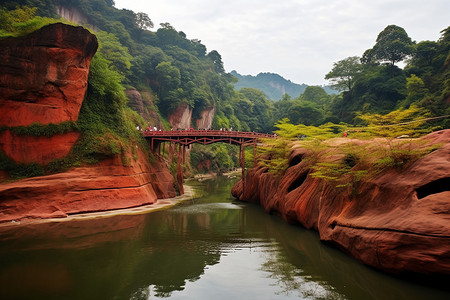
[364,25,415,66]
[325,56,362,92]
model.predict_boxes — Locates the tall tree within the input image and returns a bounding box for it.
[207,50,225,73]
[325,56,362,92]
[134,12,153,30]
[366,25,415,66]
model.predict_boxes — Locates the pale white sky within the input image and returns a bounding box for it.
[114,0,449,85]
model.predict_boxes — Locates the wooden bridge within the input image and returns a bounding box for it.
[143,130,275,194]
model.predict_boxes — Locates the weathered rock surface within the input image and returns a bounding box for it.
[232,130,450,276]
[0,23,97,164]
[0,148,176,223]
[196,106,216,129]
[126,90,148,118]
[0,130,80,164]
[168,103,216,130]
[125,89,164,129]
[169,102,192,130]
[0,23,98,127]
[0,23,178,224]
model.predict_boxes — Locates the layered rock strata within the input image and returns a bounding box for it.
[232,130,450,276]
[0,148,176,223]
[0,23,98,127]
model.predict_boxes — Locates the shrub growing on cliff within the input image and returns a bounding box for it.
[0,6,37,36]
[259,115,442,189]
[354,105,433,138]
[0,6,70,39]
[1,121,79,137]
[75,50,146,163]
[0,152,44,179]
[257,138,290,176]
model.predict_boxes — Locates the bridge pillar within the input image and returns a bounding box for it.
[177,144,184,195]
[240,144,245,190]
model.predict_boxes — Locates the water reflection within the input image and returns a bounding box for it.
[0,177,449,300]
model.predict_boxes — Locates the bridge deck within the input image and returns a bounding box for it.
[143,129,275,146]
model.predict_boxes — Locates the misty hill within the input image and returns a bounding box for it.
[231,71,336,101]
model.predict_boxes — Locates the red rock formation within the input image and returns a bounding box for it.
[125,89,163,129]
[0,23,178,223]
[0,23,98,127]
[232,130,450,276]
[196,106,216,129]
[0,148,176,223]
[0,23,97,164]
[0,130,80,164]
[169,102,192,129]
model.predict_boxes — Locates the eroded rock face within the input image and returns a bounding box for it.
[169,102,192,129]
[126,90,147,117]
[0,148,176,223]
[0,130,80,164]
[196,106,215,129]
[0,24,178,222]
[232,130,450,276]
[0,23,98,127]
[0,23,97,164]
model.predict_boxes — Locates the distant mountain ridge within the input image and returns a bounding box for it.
[231,70,336,101]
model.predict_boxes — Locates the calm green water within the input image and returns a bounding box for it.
[0,177,448,300]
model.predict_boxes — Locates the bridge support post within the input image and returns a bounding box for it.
[240,144,245,191]
[177,144,184,195]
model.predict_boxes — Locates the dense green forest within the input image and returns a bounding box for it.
[1,0,449,178]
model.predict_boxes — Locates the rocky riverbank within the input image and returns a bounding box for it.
[0,147,176,223]
[232,130,450,276]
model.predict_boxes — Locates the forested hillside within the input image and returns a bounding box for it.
[1,0,270,134]
[1,0,449,177]
[231,71,337,101]
[324,25,450,126]
[231,71,308,100]
[0,0,276,175]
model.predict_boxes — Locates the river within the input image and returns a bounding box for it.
[0,177,448,300]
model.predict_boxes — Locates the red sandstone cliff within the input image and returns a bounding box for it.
[169,102,192,130]
[0,148,176,223]
[232,130,450,276]
[0,24,177,222]
[196,106,216,129]
[0,23,97,164]
[0,23,98,127]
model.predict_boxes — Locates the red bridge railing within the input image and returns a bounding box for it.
[142,129,276,146]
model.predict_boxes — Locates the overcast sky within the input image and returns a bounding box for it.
[114,0,449,86]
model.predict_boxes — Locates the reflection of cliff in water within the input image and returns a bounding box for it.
[0,207,230,299]
[0,177,448,300]
[240,199,450,299]
[0,214,148,251]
